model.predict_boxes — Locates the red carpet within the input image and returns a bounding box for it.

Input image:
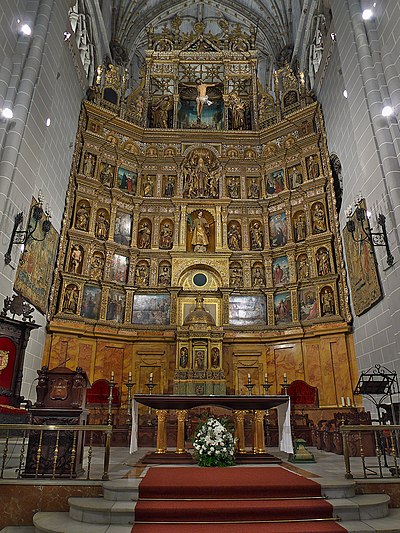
[131,466,346,532]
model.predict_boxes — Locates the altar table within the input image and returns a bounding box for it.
[130,394,293,456]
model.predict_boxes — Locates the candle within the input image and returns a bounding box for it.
[341,396,345,407]
[128,371,132,382]
[247,373,251,383]
[347,396,351,407]
[149,372,153,382]
[283,372,287,382]
[264,373,268,382]
[111,371,114,381]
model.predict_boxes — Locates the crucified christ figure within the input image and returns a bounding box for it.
[181,79,219,123]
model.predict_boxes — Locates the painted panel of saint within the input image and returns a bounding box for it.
[272,256,290,286]
[299,288,318,321]
[269,212,288,247]
[111,254,129,284]
[81,285,101,320]
[114,211,132,246]
[132,294,170,325]
[229,295,266,326]
[117,167,137,194]
[266,169,285,194]
[106,289,125,323]
[274,292,292,324]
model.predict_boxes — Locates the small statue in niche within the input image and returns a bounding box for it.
[194,349,205,370]
[180,347,188,368]
[75,202,90,231]
[143,176,154,197]
[228,223,241,250]
[321,287,335,315]
[317,248,331,275]
[311,203,327,234]
[230,265,243,288]
[63,284,79,314]
[211,347,220,368]
[83,152,96,177]
[297,255,310,280]
[135,264,149,287]
[163,176,175,197]
[293,212,306,242]
[228,92,246,130]
[308,155,320,180]
[158,264,171,286]
[69,245,83,274]
[207,167,219,198]
[90,252,104,281]
[289,166,303,188]
[95,211,109,240]
[248,178,260,199]
[100,163,114,187]
[252,265,265,287]
[190,211,209,253]
[151,96,172,128]
[138,221,151,249]
[250,222,263,250]
[159,222,173,249]
[228,177,240,198]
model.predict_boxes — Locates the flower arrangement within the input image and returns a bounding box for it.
[192,417,235,467]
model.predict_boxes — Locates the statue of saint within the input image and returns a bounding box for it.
[138,222,151,248]
[228,177,240,199]
[143,176,154,197]
[180,347,188,368]
[95,211,109,240]
[164,176,175,197]
[151,96,172,128]
[159,222,173,249]
[312,203,327,233]
[75,202,90,231]
[308,156,320,179]
[100,163,114,187]
[248,178,260,199]
[317,248,331,275]
[211,347,220,368]
[90,252,104,281]
[252,266,265,287]
[294,213,306,241]
[158,265,171,286]
[63,285,79,313]
[69,245,83,274]
[83,153,95,177]
[250,222,263,250]
[190,211,209,252]
[228,223,241,250]
[228,92,246,130]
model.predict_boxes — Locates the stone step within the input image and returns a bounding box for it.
[33,512,132,533]
[329,494,390,521]
[31,508,400,533]
[318,478,357,499]
[102,479,141,501]
[68,497,135,525]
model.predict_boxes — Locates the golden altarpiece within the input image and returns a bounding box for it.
[44,19,359,424]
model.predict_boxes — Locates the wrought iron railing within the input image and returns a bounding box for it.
[0,424,112,481]
[340,424,400,479]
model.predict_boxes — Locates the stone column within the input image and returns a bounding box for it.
[176,409,187,454]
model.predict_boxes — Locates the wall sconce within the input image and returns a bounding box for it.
[4,193,51,266]
[346,198,394,267]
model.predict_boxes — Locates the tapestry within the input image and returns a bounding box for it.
[14,198,59,314]
[343,200,383,316]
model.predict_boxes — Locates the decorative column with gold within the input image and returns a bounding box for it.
[234,410,246,453]
[176,409,187,454]
[253,410,266,454]
[155,409,168,454]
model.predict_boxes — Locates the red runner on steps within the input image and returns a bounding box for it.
[131,466,346,533]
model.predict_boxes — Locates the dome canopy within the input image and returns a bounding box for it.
[184,294,215,326]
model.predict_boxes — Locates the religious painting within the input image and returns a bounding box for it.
[114,211,132,246]
[117,166,137,194]
[272,256,290,286]
[288,164,303,189]
[343,199,383,316]
[266,169,285,194]
[81,285,101,320]
[177,83,224,129]
[14,198,59,314]
[132,294,170,325]
[274,292,292,324]
[269,212,288,247]
[229,295,266,326]
[106,289,125,323]
[299,288,318,321]
[110,254,129,284]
